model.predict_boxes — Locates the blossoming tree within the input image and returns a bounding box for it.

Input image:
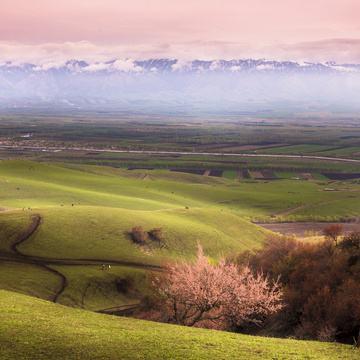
[153,246,283,329]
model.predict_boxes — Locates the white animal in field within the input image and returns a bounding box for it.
[101,264,111,270]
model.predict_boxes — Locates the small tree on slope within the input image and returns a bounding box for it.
[153,246,283,329]
[323,224,343,246]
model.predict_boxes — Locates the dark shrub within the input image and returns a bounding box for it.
[130,226,148,244]
[116,278,133,294]
[148,228,163,242]
[340,231,360,251]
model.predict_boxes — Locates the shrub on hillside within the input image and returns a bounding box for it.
[130,226,148,244]
[322,224,343,245]
[116,278,133,294]
[237,233,360,344]
[340,231,360,251]
[148,228,163,242]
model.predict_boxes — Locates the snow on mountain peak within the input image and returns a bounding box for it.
[2,58,360,74]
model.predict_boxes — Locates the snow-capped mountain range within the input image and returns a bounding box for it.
[1,58,360,74]
[1,58,360,113]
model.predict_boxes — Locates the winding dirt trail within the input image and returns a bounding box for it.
[10,214,68,302]
[10,214,42,255]
[2,214,163,303]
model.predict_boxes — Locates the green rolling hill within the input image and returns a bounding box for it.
[1,290,358,360]
[0,159,359,309]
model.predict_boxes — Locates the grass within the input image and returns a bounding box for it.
[318,146,360,158]
[0,211,30,252]
[1,117,359,358]
[261,144,338,155]
[222,170,238,179]
[0,159,359,310]
[18,206,265,262]
[2,159,354,219]
[1,290,359,360]
[52,265,148,310]
[260,143,360,161]
[0,262,60,301]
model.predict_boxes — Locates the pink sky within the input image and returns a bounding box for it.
[1,0,360,62]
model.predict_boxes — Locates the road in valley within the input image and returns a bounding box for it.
[0,144,360,164]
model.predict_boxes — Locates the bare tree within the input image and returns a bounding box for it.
[323,224,343,246]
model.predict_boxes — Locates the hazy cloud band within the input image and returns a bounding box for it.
[1,39,360,64]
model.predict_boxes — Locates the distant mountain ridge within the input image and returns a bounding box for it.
[1,58,360,113]
[1,58,360,74]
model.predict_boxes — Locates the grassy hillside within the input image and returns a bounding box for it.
[0,159,359,310]
[1,290,358,360]
[0,160,358,218]
[18,206,263,261]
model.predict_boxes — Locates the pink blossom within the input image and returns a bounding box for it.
[153,245,283,328]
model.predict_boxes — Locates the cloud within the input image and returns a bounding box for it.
[112,59,143,72]
[81,59,143,73]
[81,62,111,72]
[1,38,360,64]
[33,60,67,71]
[276,38,360,63]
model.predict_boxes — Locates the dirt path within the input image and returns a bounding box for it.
[11,214,42,255]
[0,253,163,271]
[2,214,163,303]
[9,214,68,302]
[44,266,68,303]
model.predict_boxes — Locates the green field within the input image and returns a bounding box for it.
[1,114,360,155]
[261,144,338,154]
[1,114,360,175]
[1,290,358,360]
[0,159,359,311]
[1,58,360,360]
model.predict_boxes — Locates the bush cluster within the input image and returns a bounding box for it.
[130,226,163,245]
[237,232,360,344]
